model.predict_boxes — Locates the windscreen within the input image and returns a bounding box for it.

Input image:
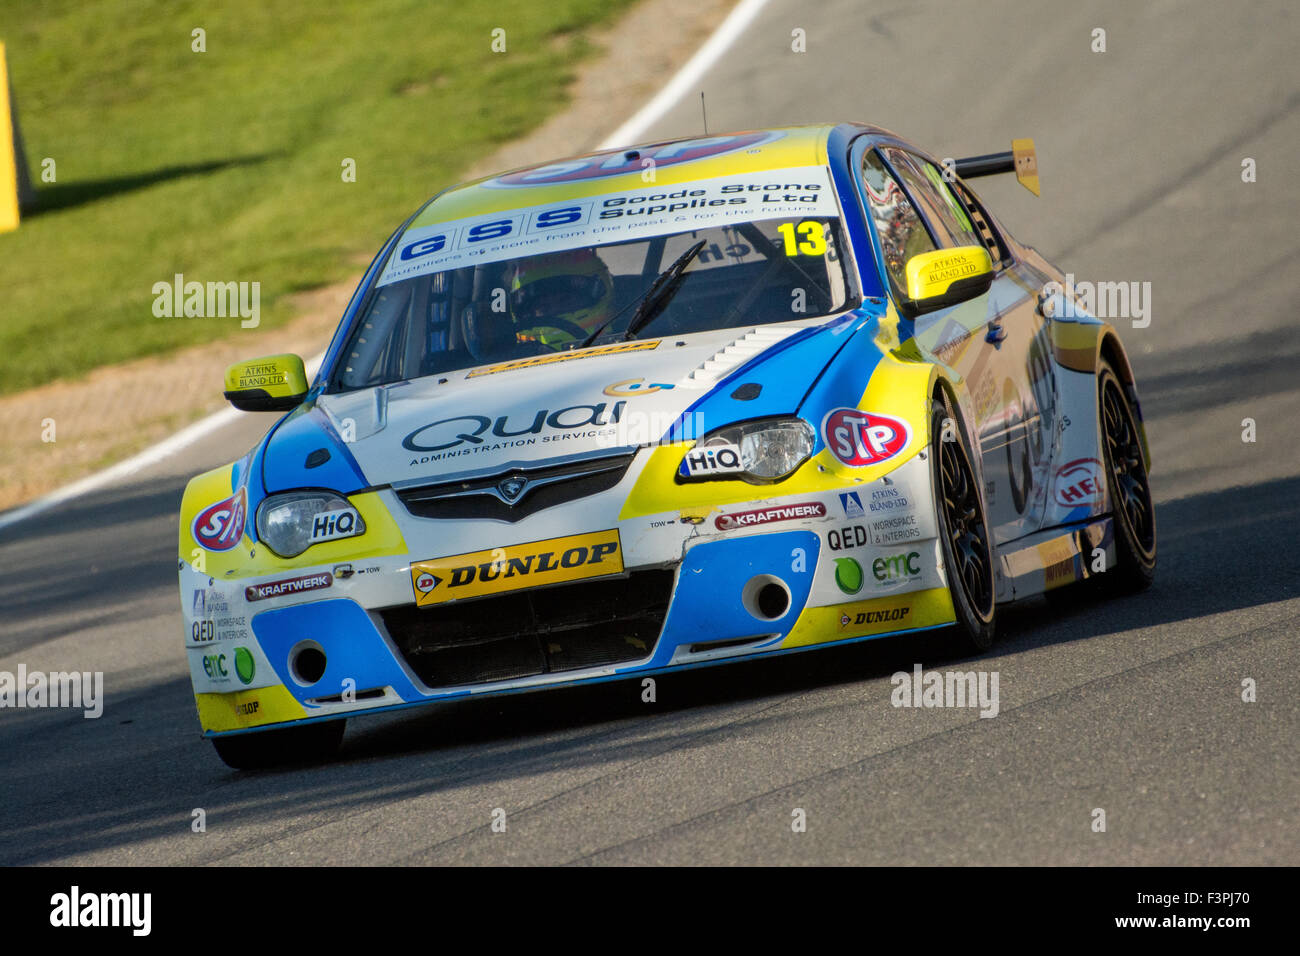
[334,167,857,391]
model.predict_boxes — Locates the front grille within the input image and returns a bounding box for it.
[395,453,635,522]
[381,569,674,688]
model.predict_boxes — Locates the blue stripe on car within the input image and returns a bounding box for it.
[649,530,820,665]
[253,599,423,704]
[260,404,369,494]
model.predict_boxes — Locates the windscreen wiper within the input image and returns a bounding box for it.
[578,238,707,348]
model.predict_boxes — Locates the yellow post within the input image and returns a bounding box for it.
[1,42,21,232]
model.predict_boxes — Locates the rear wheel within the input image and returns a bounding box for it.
[1098,361,1156,591]
[931,394,996,652]
[211,719,345,770]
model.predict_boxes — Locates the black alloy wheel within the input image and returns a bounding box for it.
[1098,361,1156,590]
[931,395,996,651]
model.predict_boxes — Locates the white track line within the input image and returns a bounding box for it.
[0,351,325,533]
[0,405,243,533]
[0,0,770,533]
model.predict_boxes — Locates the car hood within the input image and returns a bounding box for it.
[262,316,865,491]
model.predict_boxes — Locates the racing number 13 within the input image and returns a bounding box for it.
[777,221,827,256]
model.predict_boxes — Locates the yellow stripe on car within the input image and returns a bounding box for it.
[195,685,307,734]
[179,469,406,579]
[781,586,955,649]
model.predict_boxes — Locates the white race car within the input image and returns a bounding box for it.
[179,124,1155,767]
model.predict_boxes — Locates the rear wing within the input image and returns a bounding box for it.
[953,138,1039,196]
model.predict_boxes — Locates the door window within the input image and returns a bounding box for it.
[859,148,937,300]
[882,148,984,250]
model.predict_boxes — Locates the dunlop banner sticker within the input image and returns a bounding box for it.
[410,529,623,607]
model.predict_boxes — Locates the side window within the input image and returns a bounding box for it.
[951,178,1011,269]
[860,148,936,300]
[882,148,983,250]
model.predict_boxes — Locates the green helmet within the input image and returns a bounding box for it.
[507,249,615,345]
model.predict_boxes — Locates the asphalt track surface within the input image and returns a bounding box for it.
[2,0,1297,866]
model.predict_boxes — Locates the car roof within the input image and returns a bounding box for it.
[406,123,850,228]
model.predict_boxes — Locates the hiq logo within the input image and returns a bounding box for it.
[681,442,744,477]
[309,508,362,544]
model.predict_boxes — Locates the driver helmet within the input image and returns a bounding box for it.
[507,249,615,346]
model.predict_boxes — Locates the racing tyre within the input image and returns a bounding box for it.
[931,393,996,652]
[211,719,345,770]
[1098,360,1156,592]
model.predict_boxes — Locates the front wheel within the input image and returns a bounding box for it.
[211,719,345,770]
[930,394,996,652]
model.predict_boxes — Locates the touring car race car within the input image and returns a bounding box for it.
[180,123,1156,768]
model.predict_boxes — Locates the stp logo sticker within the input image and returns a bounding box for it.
[1054,458,1105,508]
[822,409,911,467]
[192,488,247,552]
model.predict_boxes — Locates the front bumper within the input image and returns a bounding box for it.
[184,452,956,737]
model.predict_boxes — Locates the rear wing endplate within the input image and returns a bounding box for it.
[954,138,1039,196]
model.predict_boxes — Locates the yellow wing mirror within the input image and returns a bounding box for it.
[223,353,309,412]
[900,245,994,318]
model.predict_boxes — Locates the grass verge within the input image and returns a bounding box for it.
[0,0,636,395]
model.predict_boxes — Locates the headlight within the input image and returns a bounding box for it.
[679,418,815,483]
[256,491,365,558]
